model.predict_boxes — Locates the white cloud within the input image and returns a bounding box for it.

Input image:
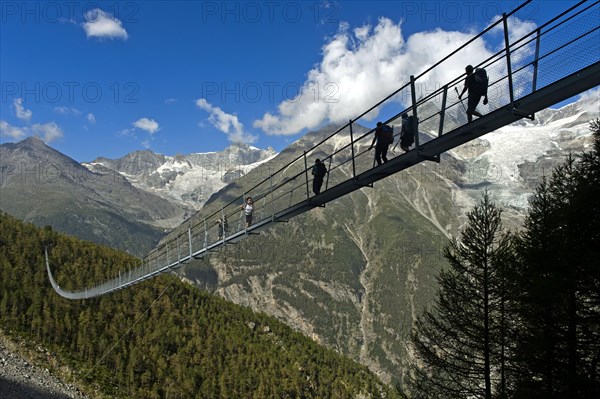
[13,98,32,121]
[141,139,151,149]
[0,120,26,140]
[164,98,177,104]
[54,106,81,115]
[30,122,64,143]
[82,9,128,40]
[253,16,537,136]
[133,117,160,134]
[577,87,600,114]
[196,98,257,144]
[491,15,538,48]
[87,113,96,124]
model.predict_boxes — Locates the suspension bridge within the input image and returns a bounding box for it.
[47,0,600,299]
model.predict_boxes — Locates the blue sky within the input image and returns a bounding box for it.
[0,1,581,161]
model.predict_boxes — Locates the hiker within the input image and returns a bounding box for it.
[399,113,415,152]
[369,122,392,166]
[216,217,228,240]
[458,64,488,122]
[241,197,254,228]
[311,158,328,195]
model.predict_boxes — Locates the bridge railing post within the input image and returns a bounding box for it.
[204,217,208,249]
[270,174,275,221]
[241,191,246,232]
[221,207,226,244]
[349,120,356,179]
[532,27,541,93]
[303,151,310,200]
[503,13,515,104]
[188,226,192,260]
[439,85,448,138]
[410,75,420,153]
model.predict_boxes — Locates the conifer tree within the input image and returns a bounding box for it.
[402,192,515,399]
[513,119,600,398]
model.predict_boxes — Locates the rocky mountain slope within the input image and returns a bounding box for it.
[0,137,186,257]
[0,331,90,399]
[0,139,276,258]
[83,144,277,210]
[176,95,598,383]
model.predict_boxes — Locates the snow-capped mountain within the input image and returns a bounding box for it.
[451,93,598,224]
[83,143,278,210]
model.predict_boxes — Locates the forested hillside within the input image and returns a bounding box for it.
[0,213,396,399]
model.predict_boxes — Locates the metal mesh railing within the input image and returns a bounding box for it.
[47,0,600,299]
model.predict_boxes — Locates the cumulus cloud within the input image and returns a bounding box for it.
[196,99,257,144]
[82,9,128,40]
[30,122,64,143]
[1,116,65,143]
[13,98,32,121]
[491,15,538,48]
[133,117,160,134]
[0,120,26,140]
[577,87,600,114]
[87,113,96,124]
[253,16,537,136]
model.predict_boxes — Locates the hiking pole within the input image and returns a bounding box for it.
[454,87,467,113]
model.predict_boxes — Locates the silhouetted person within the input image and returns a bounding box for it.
[399,113,415,152]
[458,64,488,122]
[369,122,392,166]
[311,158,328,195]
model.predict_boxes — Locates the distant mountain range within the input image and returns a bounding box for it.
[0,139,276,256]
[0,95,597,382]
[83,144,277,210]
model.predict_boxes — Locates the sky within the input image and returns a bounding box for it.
[0,0,588,162]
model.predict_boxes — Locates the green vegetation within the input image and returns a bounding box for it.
[401,120,600,398]
[0,213,397,399]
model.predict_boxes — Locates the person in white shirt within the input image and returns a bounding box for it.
[241,197,254,228]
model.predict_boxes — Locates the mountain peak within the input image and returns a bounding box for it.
[18,135,48,148]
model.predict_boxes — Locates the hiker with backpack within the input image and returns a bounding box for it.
[369,121,393,166]
[398,113,415,152]
[311,158,328,195]
[458,64,488,123]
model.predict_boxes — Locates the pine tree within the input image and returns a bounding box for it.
[402,192,515,398]
[512,119,600,398]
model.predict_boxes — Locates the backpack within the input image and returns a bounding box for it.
[312,162,327,178]
[381,125,394,145]
[473,68,488,95]
[400,116,415,149]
